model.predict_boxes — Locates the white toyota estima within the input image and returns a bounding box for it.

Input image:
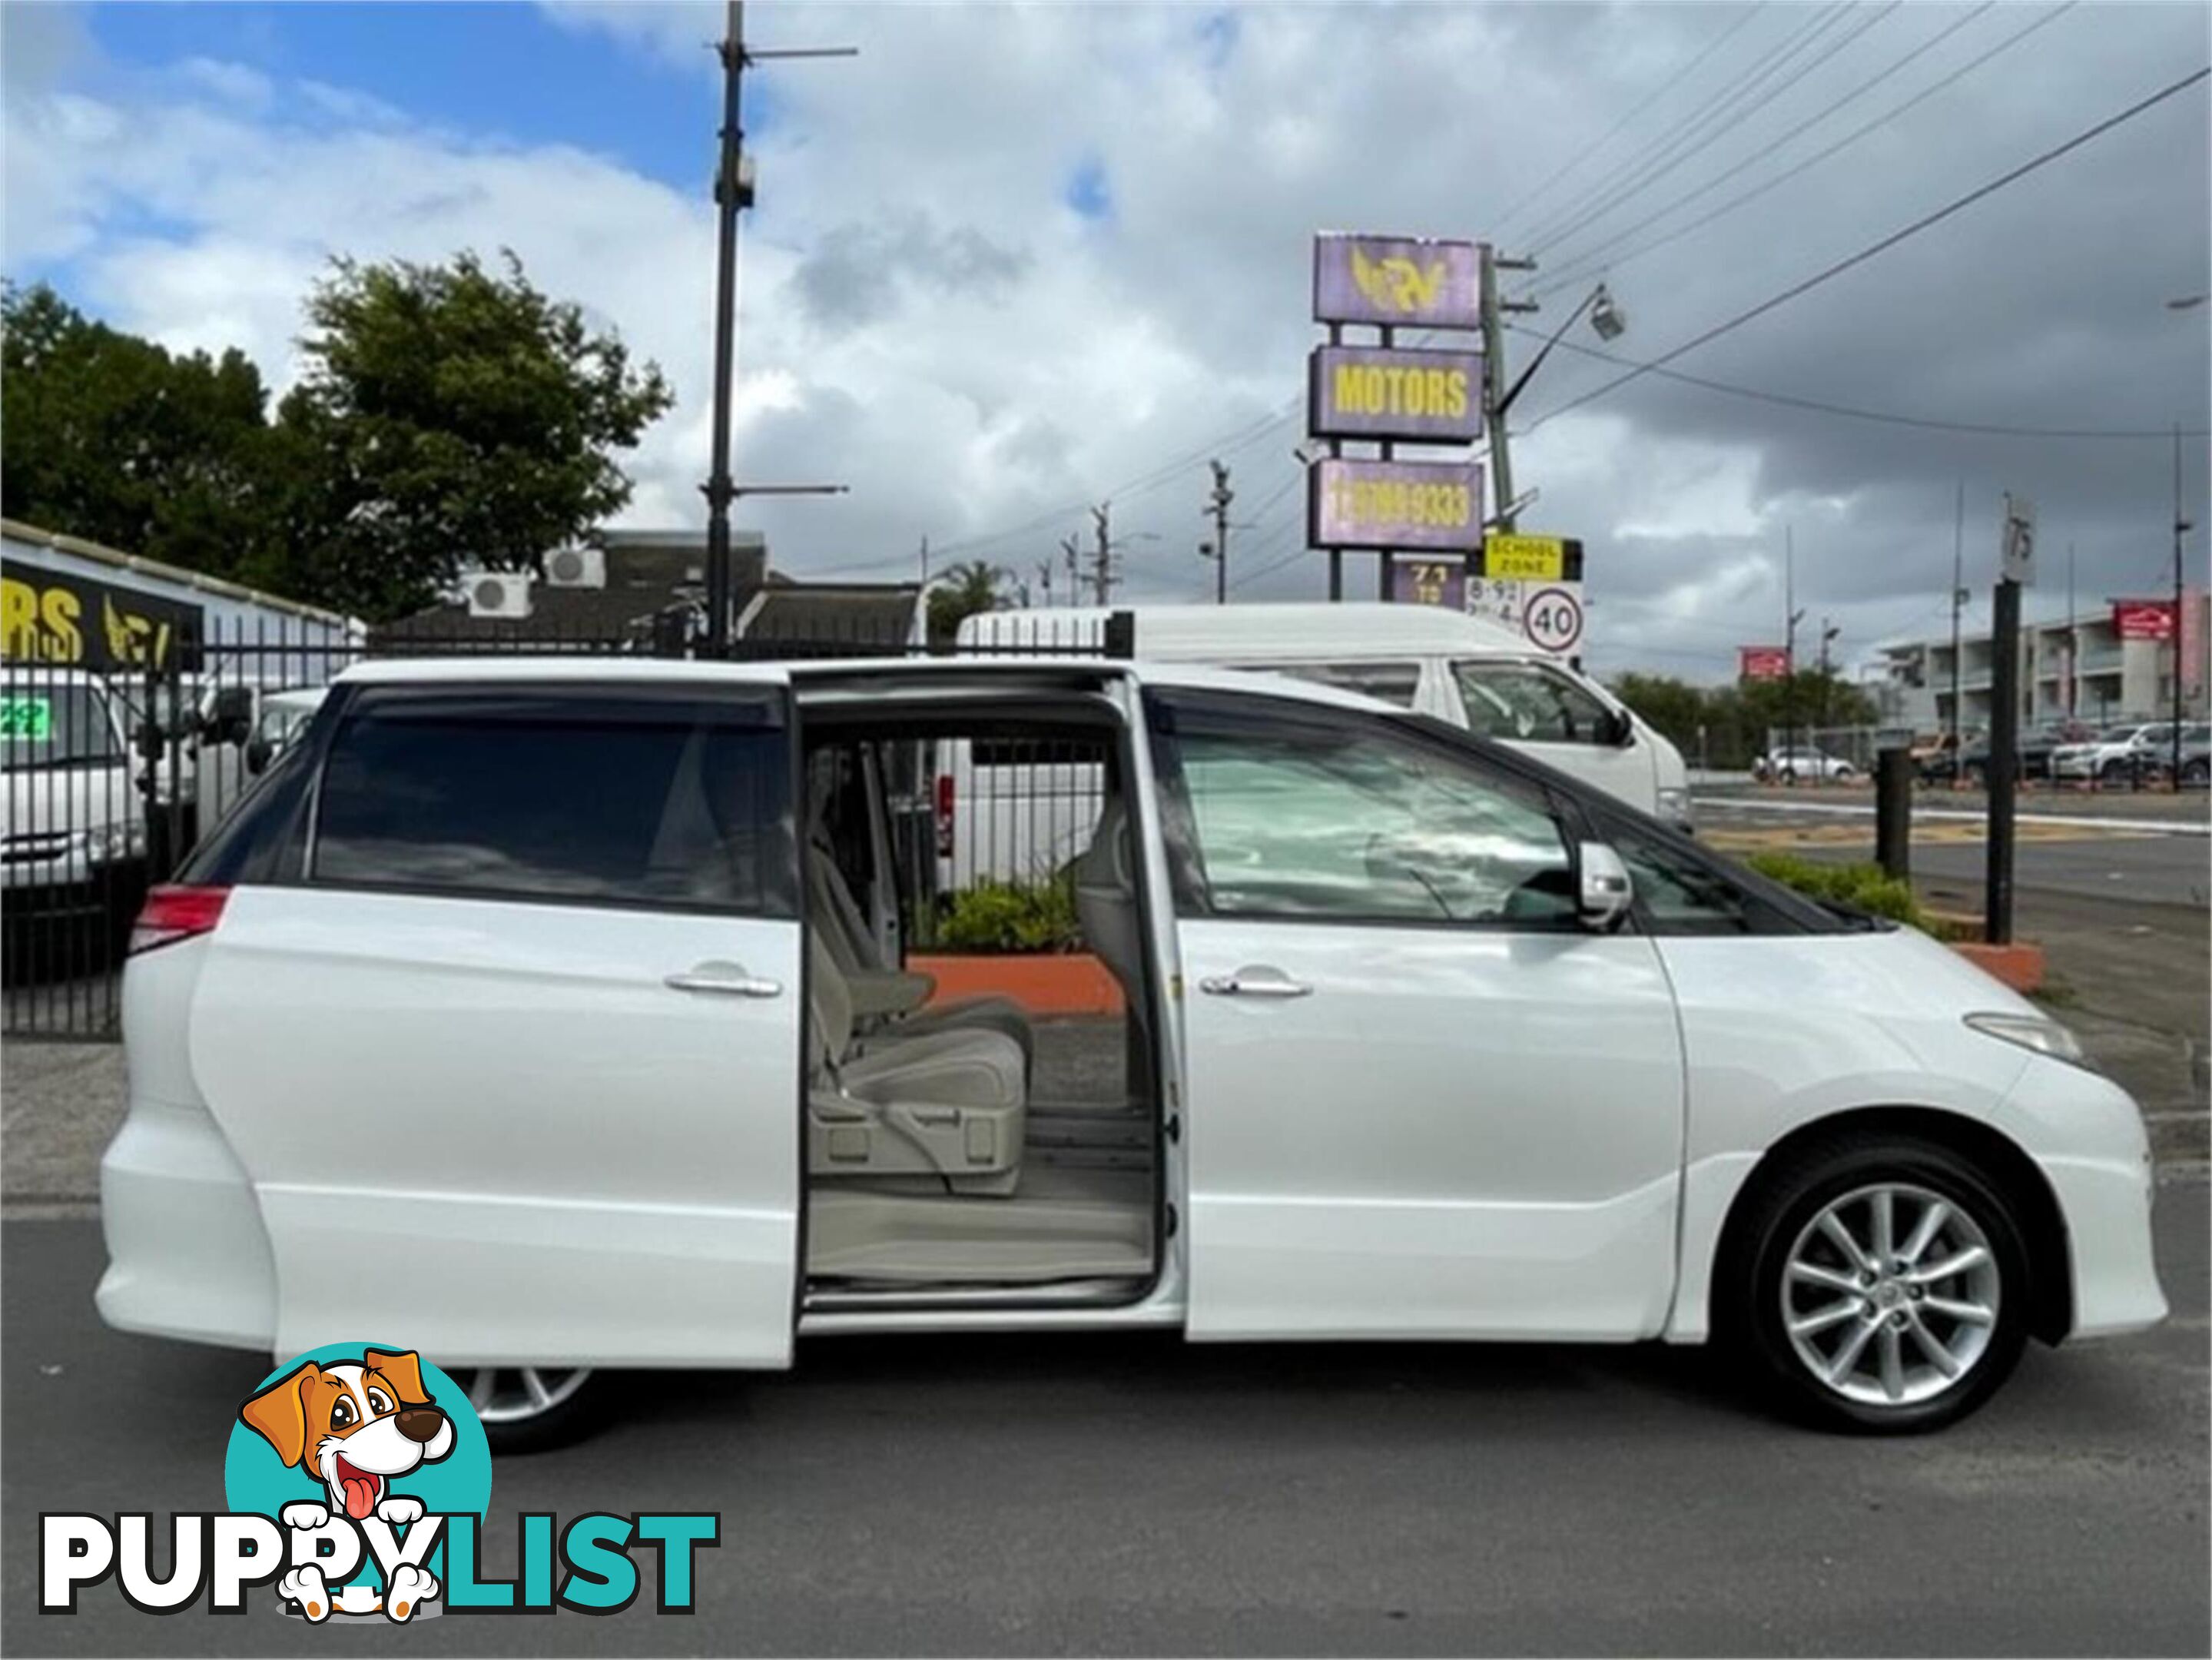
[98,656,2164,1446]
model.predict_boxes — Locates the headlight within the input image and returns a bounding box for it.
[1656,786,1693,827]
[1965,1011,2089,1068]
[75,822,145,863]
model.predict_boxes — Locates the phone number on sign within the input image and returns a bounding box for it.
[1326,479,1473,530]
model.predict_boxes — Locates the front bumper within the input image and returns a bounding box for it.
[1995,1056,2167,1340]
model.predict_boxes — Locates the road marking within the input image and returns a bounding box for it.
[1693,795,2209,838]
[1701,821,2161,853]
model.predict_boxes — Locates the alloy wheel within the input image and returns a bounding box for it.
[464,1365,594,1426]
[1779,1183,2001,1408]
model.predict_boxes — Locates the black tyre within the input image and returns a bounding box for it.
[456,1366,612,1453]
[2184,759,2209,788]
[1833,765,1855,783]
[2099,758,2127,782]
[1719,1133,2032,1433]
[1963,762,1986,788]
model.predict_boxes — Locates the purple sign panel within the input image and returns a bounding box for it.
[1313,234,1483,330]
[1309,457,1484,553]
[1391,556,1469,610]
[1309,345,1484,443]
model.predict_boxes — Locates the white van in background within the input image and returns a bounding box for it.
[2,666,150,940]
[941,603,1693,888]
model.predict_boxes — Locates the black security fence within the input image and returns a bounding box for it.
[3,609,1125,1038]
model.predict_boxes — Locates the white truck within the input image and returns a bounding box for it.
[941,603,1693,890]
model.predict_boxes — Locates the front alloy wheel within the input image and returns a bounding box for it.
[461,1366,605,1452]
[1725,1134,2031,1433]
[1780,1184,2000,1409]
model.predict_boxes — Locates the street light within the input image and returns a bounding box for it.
[1497,282,1627,417]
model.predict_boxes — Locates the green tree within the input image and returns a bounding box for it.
[278,250,672,619]
[2,282,278,581]
[1608,672,1706,757]
[926,559,1011,648]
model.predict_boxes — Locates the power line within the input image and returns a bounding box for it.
[1538,1,1995,291]
[1532,1,2079,300]
[1517,2,1852,251]
[1489,3,1770,237]
[1521,64,2211,435]
[1504,322,2210,440]
[808,394,1301,577]
[1523,2,1874,254]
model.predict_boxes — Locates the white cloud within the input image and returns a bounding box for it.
[5,1,2207,683]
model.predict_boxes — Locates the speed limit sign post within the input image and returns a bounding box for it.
[1523,586,1584,655]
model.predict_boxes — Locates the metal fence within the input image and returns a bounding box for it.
[2,609,1119,1038]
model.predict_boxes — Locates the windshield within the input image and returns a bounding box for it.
[1,686,126,772]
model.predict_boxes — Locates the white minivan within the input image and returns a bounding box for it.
[943,604,1693,889]
[100,653,2163,1446]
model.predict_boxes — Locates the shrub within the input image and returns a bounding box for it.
[1745,852,1927,928]
[935,880,1081,953]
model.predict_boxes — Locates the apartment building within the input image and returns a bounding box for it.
[1873,589,2210,734]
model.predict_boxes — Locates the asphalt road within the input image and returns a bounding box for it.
[5,1188,2206,1658]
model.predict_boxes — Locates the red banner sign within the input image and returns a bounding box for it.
[1739,646,1790,681]
[2112,599,2177,641]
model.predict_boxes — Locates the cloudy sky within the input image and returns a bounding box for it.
[5,1,2207,680]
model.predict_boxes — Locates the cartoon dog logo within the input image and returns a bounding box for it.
[238,1348,453,1622]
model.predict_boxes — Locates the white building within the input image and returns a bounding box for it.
[1873,591,2210,734]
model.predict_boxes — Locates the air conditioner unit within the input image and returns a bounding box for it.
[543,546,606,589]
[465,573,532,619]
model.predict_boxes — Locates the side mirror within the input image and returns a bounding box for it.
[1600,707,1636,748]
[134,721,165,764]
[244,734,274,776]
[203,686,254,746]
[1577,842,1633,931]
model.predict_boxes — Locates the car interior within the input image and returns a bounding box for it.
[794,689,1161,1307]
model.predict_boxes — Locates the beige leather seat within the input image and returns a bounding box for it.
[1074,798,1144,1015]
[805,838,1033,1066]
[807,935,1028,1197]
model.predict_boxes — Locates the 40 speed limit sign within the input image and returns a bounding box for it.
[1467,578,1585,656]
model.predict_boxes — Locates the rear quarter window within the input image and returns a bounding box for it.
[310,686,794,915]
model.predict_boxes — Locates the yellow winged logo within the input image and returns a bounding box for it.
[1350,246,1447,315]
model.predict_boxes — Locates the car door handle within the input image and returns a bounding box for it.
[1199,967,1312,998]
[664,961,783,998]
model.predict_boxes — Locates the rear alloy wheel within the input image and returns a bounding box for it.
[2099,758,2127,782]
[2184,759,2209,788]
[1723,1137,2031,1433]
[462,1366,606,1452]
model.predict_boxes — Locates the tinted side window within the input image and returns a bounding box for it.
[177,735,314,886]
[1154,698,1574,926]
[1453,660,1616,745]
[1237,661,1421,709]
[312,688,794,915]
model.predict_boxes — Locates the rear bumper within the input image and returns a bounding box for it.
[96,1099,277,1352]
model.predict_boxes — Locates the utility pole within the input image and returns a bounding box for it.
[1783,536,1796,732]
[1477,244,1541,535]
[1035,559,1054,609]
[1060,534,1081,608]
[2065,540,2077,721]
[1949,481,1965,749]
[1090,503,1114,606]
[701,2,854,652]
[918,534,929,589]
[2175,425,2192,788]
[1199,460,1234,604]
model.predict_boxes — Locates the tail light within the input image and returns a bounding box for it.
[129,885,229,956]
[934,775,955,858]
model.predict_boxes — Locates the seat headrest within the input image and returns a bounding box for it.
[808,932,853,1071]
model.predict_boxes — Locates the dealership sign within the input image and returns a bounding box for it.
[1310,458,1484,552]
[1,566,202,672]
[1391,557,1467,609]
[1309,346,1484,443]
[1739,646,1791,680]
[1313,234,1483,330]
[2111,599,2176,641]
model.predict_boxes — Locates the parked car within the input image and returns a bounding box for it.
[1754,746,1855,784]
[942,606,1696,896]
[2149,723,2211,788]
[2050,722,2176,782]
[99,655,2165,1446]
[2,666,150,949]
[1922,721,2089,786]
